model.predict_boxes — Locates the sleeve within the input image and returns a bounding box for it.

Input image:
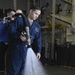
[8,17,23,39]
[35,26,42,53]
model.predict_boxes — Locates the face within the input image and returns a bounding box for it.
[7,11,15,18]
[10,11,15,16]
[29,9,41,20]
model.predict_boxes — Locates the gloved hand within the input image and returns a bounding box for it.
[20,31,27,41]
[21,31,27,37]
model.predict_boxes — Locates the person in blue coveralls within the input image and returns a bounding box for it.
[0,9,15,70]
[6,6,42,75]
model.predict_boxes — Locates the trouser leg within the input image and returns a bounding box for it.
[6,45,27,75]
[0,42,8,70]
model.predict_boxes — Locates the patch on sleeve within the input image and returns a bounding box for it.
[35,27,39,32]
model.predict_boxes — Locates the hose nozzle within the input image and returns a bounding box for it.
[25,26,31,46]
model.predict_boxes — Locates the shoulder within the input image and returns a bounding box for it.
[15,16,23,22]
[34,20,41,28]
[33,21,41,33]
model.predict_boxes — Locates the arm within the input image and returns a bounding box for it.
[8,18,22,39]
[8,17,26,42]
[35,27,42,59]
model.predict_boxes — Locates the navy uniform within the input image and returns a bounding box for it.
[6,16,42,75]
[0,20,8,70]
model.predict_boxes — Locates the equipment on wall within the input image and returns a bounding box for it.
[41,2,49,18]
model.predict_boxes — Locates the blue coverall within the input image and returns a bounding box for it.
[6,16,42,75]
[0,21,8,42]
[0,21,9,70]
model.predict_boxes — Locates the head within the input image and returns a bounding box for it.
[9,11,15,18]
[28,6,41,20]
[6,9,15,20]
[6,9,15,17]
[16,9,23,14]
